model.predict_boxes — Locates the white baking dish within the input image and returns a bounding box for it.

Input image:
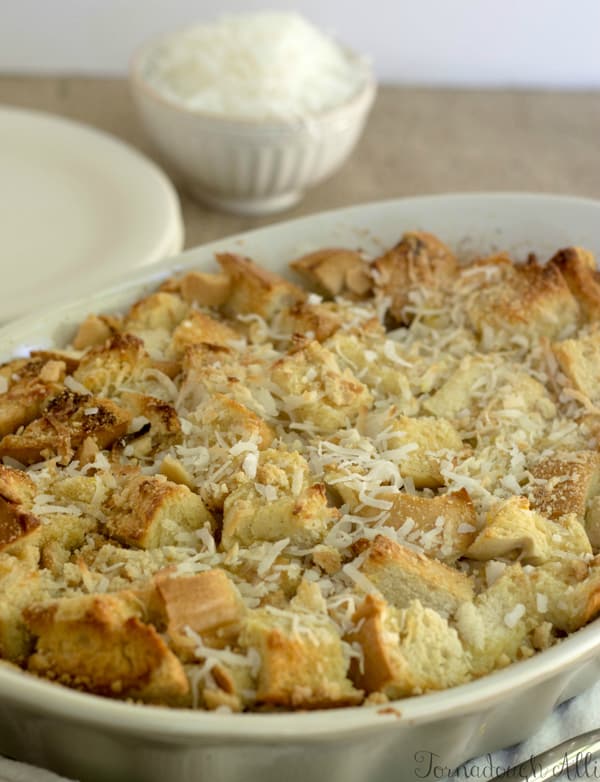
[1,193,600,782]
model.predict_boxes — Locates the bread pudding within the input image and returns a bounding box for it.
[1,233,600,712]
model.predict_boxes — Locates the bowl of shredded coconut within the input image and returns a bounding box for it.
[130,12,375,215]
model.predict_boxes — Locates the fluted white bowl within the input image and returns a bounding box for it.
[129,35,376,216]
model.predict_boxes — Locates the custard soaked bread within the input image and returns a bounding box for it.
[1,234,600,711]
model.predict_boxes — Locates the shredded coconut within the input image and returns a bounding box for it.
[503,604,526,628]
[141,12,370,121]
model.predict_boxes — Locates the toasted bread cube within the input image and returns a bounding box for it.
[530,451,600,529]
[222,476,337,550]
[290,248,372,299]
[384,489,478,563]
[271,341,373,435]
[550,247,600,322]
[0,466,41,553]
[124,291,189,333]
[199,675,245,712]
[38,512,98,575]
[220,448,334,548]
[0,465,35,504]
[455,564,539,675]
[0,554,46,662]
[159,455,195,489]
[0,390,131,466]
[532,559,600,633]
[0,356,43,386]
[162,269,231,308]
[72,313,120,350]
[552,331,600,404]
[25,592,188,703]
[156,569,244,657]
[120,392,182,455]
[467,496,591,564]
[349,594,470,697]
[0,353,73,387]
[179,271,231,307]
[189,657,257,712]
[361,410,464,489]
[372,232,457,323]
[240,607,361,708]
[179,342,274,419]
[73,333,152,395]
[356,535,474,616]
[0,467,100,563]
[192,393,274,450]
[107,474,213,549]
[217,252,305,320]
[312,544,342,575]
[328,332,417,408]
[271,302,343,344]
[586,497,600,549]
[0,377,59,438]
[424,355,491,419]
[33,347,79,366]
[178,343,237,408]
[466,257,579,340]
[424,354,556,422]
[182,394,275,512]
[0,498,41,553]
[171,311,239,357]
[0,353,74,388]
[52,474,101,505]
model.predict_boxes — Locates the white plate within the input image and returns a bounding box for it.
[0,106,183,322]
[1,193,600,782]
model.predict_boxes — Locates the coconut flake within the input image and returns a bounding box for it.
[503,604,526,628]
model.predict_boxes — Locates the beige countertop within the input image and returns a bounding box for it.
[1,75,599,248]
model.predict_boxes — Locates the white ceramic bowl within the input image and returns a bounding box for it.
[2,193,600,782]
[129,34,376,216]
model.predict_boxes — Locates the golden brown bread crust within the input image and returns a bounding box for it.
[372,231,457,323]
[550,246,600,321]
[530,451,600,524]
[0,499,41,552]
[465,256,579,339]
[164,269,231,307]
[272,301,343,343]
[0,390,131,465]
[355,534,474,616]
[241,607,362,708]
[124,291,188,333]
[25,593,189,702]
[119,392,182,456]
[156,569,244,658]
[73,333,152,394]
[72,313,120,350]
[290,248,372,300]
[349,594,405,694]
[271,340,373,435]
[552,331,600,404]
[383,489,478,563]
[106,473,213,549]
[217,252,306,319]
[221,450,338,549]
[29,350,80,376]
[171,310,239,356]
[0,464,36,504]
[467,496,591,565]
[0,377,60,438]
[349,593,470,697]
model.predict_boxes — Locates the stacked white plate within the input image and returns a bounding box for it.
[0,106,183,322]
